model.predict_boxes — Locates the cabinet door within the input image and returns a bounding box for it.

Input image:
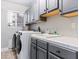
[47,0,58,11]
[24,12,28,24]
[27,10,30,23]
[59,0,62,12]
[31,43,36,59]
[48,52,61,59]
[62,0,78,13]
[33,0,40,21]
[17,13,24,27]
[39,0,46,15]
[37,46,47,59]
[30,8,34,23]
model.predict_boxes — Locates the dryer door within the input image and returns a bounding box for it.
[12,34,16,49]
[16,34,22,54]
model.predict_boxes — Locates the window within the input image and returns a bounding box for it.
[8,11,17,27]
[8,11,24,27]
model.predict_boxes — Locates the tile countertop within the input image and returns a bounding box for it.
[31,34,78,51]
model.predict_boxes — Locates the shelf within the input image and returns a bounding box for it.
[41,9,60,17]
[61,10,78,17]
[25,22,37,26]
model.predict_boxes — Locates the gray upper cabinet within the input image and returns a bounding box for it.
[62,0,78,13]
[27,7,34,23]
[37,46,47,59]
[47,0,59,12]
[27,10,31,23]
[59,0,62,12]
[27,7,33,23]
[39,0,60,17]
[39,0,46,15]
[33,0,40,21]
[25,0,40,24]
[30,7,34,23]
[24,12,28,24]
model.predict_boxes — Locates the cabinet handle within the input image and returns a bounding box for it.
[33,47,36,50]
[32,19,34,20]
[46,8,48,10]
[56,50,61,53]
[44,9,46,11]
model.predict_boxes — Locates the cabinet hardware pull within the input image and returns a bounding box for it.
[46,8,48,10]
[56,50,61,53]
[33,47,36,49]
[44,9,46,11]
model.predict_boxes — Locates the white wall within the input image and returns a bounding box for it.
[31,15,78,37]
[1,0,28,48]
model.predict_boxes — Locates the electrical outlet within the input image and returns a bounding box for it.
[71,23,76,29]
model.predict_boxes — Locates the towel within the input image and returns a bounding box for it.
[16,34,22,54]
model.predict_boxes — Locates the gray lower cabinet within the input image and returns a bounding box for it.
[48,52,61,59]
[31,43,36,59]
[30,38,78,59]
[49,43,78,59]
[37,46,47,59]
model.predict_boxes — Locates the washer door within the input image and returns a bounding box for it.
[12,34,16,49]
[16,34,22,54]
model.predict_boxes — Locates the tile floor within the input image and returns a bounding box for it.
[1,49,17,59]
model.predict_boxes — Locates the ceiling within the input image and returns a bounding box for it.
[2,0,34,6]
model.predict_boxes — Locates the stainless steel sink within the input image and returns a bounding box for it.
[37,34,61,38]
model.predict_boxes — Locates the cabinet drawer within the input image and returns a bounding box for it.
[49,43,77,59]
[31,38,37,44]
[37,40,47,49]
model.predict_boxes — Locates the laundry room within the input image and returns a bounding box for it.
[1,0,78,59]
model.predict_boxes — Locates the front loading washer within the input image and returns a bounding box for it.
[16,31,40,59]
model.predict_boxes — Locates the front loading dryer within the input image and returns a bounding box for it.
[16,31,40,59]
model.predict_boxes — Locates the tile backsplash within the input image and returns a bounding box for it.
[31,15,78,37]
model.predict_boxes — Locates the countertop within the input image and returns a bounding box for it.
[31,34,78,51]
